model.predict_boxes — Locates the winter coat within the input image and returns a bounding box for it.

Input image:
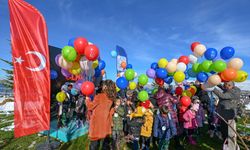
[153,113,177,140]
[196,105,205,127]
[141,109,154,137]
[183,109,198,129]
[85,93,113,141]
[155,89,179,124]
[127,117,145,139]
[112,105,125,131]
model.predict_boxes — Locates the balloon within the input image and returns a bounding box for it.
[187,68,197,78]
[178,56,189,65]
[138,90,149,102]
[234,70,248,82]
[185,72,189,80]
[134,72,138,78]
[204,48,218,60]
[94,68,101,77]
[116,77,129,89]
[213,60,227,72]
[192,63,200,73]
[164,76,173,84]
[69,62,81,75]
[71,88,78,96]
[55,54,61,66]
[68,37,76,47]
[158,58,168,68]
[92,60,99,69]
[190,86,197,93]
[146,68,156,78]
[74,37,88,55]
[175,87,183,95]
[182,90,192,97]
[121,62,127,69]
[155,77,164,86]
[180,96,191,107]
[116,86,120,92]
[197,72,208,82]
[74,79,85,90]
[50,69,58,80]
[194,44,206,57]
[176,62,187,72]
[207,75,221,86]
[168,72,175,76]
[180,106,188,113]
[166,62,177,73]
[174,71,185,83]
[125,69,135,81]
[220,46,235,60]
[61,68,71,78]
[129,82,137,90]
[200,60,213,72]
[126,64,133,69]
[188,54,198,64]
[56,92,66,102]
[151,88,158,95]
[62,46,77,62]
[111,50,117,58]
[151,62,158,70]
[227,58,244,70]
[138,74,148,86]
[171,59,178,64]
[201,82,215,92]
[191,42,200,51]
[84,45,99,61]
[98,60,106,70]
[81,81,95,96]
[59,56,73,70]
[220,68,237,81]
[189,87,196,96]
[156,68,168,79]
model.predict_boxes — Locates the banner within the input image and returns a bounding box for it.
[9,0,51,137]
[116,45,128,74]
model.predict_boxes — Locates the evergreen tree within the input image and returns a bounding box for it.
[0,58,13,89]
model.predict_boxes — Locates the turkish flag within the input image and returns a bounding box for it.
[9,0,51,137]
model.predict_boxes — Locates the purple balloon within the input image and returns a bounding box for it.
[55,54,61,66]
[74,79,85,90]
[61,68,71,78]
[146,68,156,79]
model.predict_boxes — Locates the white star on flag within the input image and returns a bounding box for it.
[14,56,24,64]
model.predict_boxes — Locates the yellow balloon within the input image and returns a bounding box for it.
[69,62,81,75]
[158,58,168,68]
[129,82,137,90]
[116,86,120,92]
[182,90,192,97]
[173,71,185,83]
[92,60,99,69]
[56,91,66,102]
[234,70,248,82]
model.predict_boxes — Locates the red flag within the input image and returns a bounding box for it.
[9,0,50,138]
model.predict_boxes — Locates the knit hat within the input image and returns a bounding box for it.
[140,100,151,109]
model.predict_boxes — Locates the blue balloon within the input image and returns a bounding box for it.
[50,69,58,80]
[94,68,101,77]
[184,85,190,90]
[126,64,133,69]
[185,73,189,80]
[111,50,117,58]
[98,60,106,70]
[156,68,167,79]
[210,71,216,74]
[220,46,235,60]
[151,62,158,70]
[68,37,76,47]
[187,68,197,78]
[204,48,218,60]
[71,88,78,96]
[164,76,173,84]
[116,77,129,90]
[197,72,208,82]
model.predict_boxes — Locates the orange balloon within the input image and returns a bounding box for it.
[101,70,105,76]
[121,62,127,69]
[188,88,196,96]
[221,68,237,81]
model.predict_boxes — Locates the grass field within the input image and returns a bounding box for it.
[0,114,249,150]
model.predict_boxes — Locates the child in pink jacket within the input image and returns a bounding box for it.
[183,101,199,145]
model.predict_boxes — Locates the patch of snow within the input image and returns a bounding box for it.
[0,102,14,112]
[0,122,14,131]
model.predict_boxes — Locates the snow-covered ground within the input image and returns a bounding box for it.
[0,102,14,112]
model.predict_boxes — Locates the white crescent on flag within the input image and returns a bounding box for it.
[25,51,46,72]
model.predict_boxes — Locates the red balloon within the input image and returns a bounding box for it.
[180,96,191,107]
[81,81,95,96]
[178,56,189,65]
[220,68,237,81]
[188,88,196,96]
[191,42,200,52]
[179,106,188,113]
[155,77,164,86]
[74,37,88,55]
[218,73,228,82]
[175,87,183,95]
[84,45,100,61]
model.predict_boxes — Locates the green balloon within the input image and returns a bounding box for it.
[151,88,158,95]
[62,46,77,62]
[138,74,148,86]
[125,69,135,81]
[168,72,174,76]
[192,63,200,73]
[138,90,149,102]
[200,60,213,72]
[213,60,227,72]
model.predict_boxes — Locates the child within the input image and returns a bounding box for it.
[183,101,199,145]
[111,98,125,150]
[124,91,136,136]
[192,96,205,136]
[154,105,177,150]
[126,106,145,150]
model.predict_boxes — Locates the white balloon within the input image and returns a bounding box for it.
[80,56,93,71]
[120,72,125,77]
[176,62,187,72]
[194,44,206,57]
[134,72,138,78]
[189,54,198,64]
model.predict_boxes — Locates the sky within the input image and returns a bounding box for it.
[0,0,250,81]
